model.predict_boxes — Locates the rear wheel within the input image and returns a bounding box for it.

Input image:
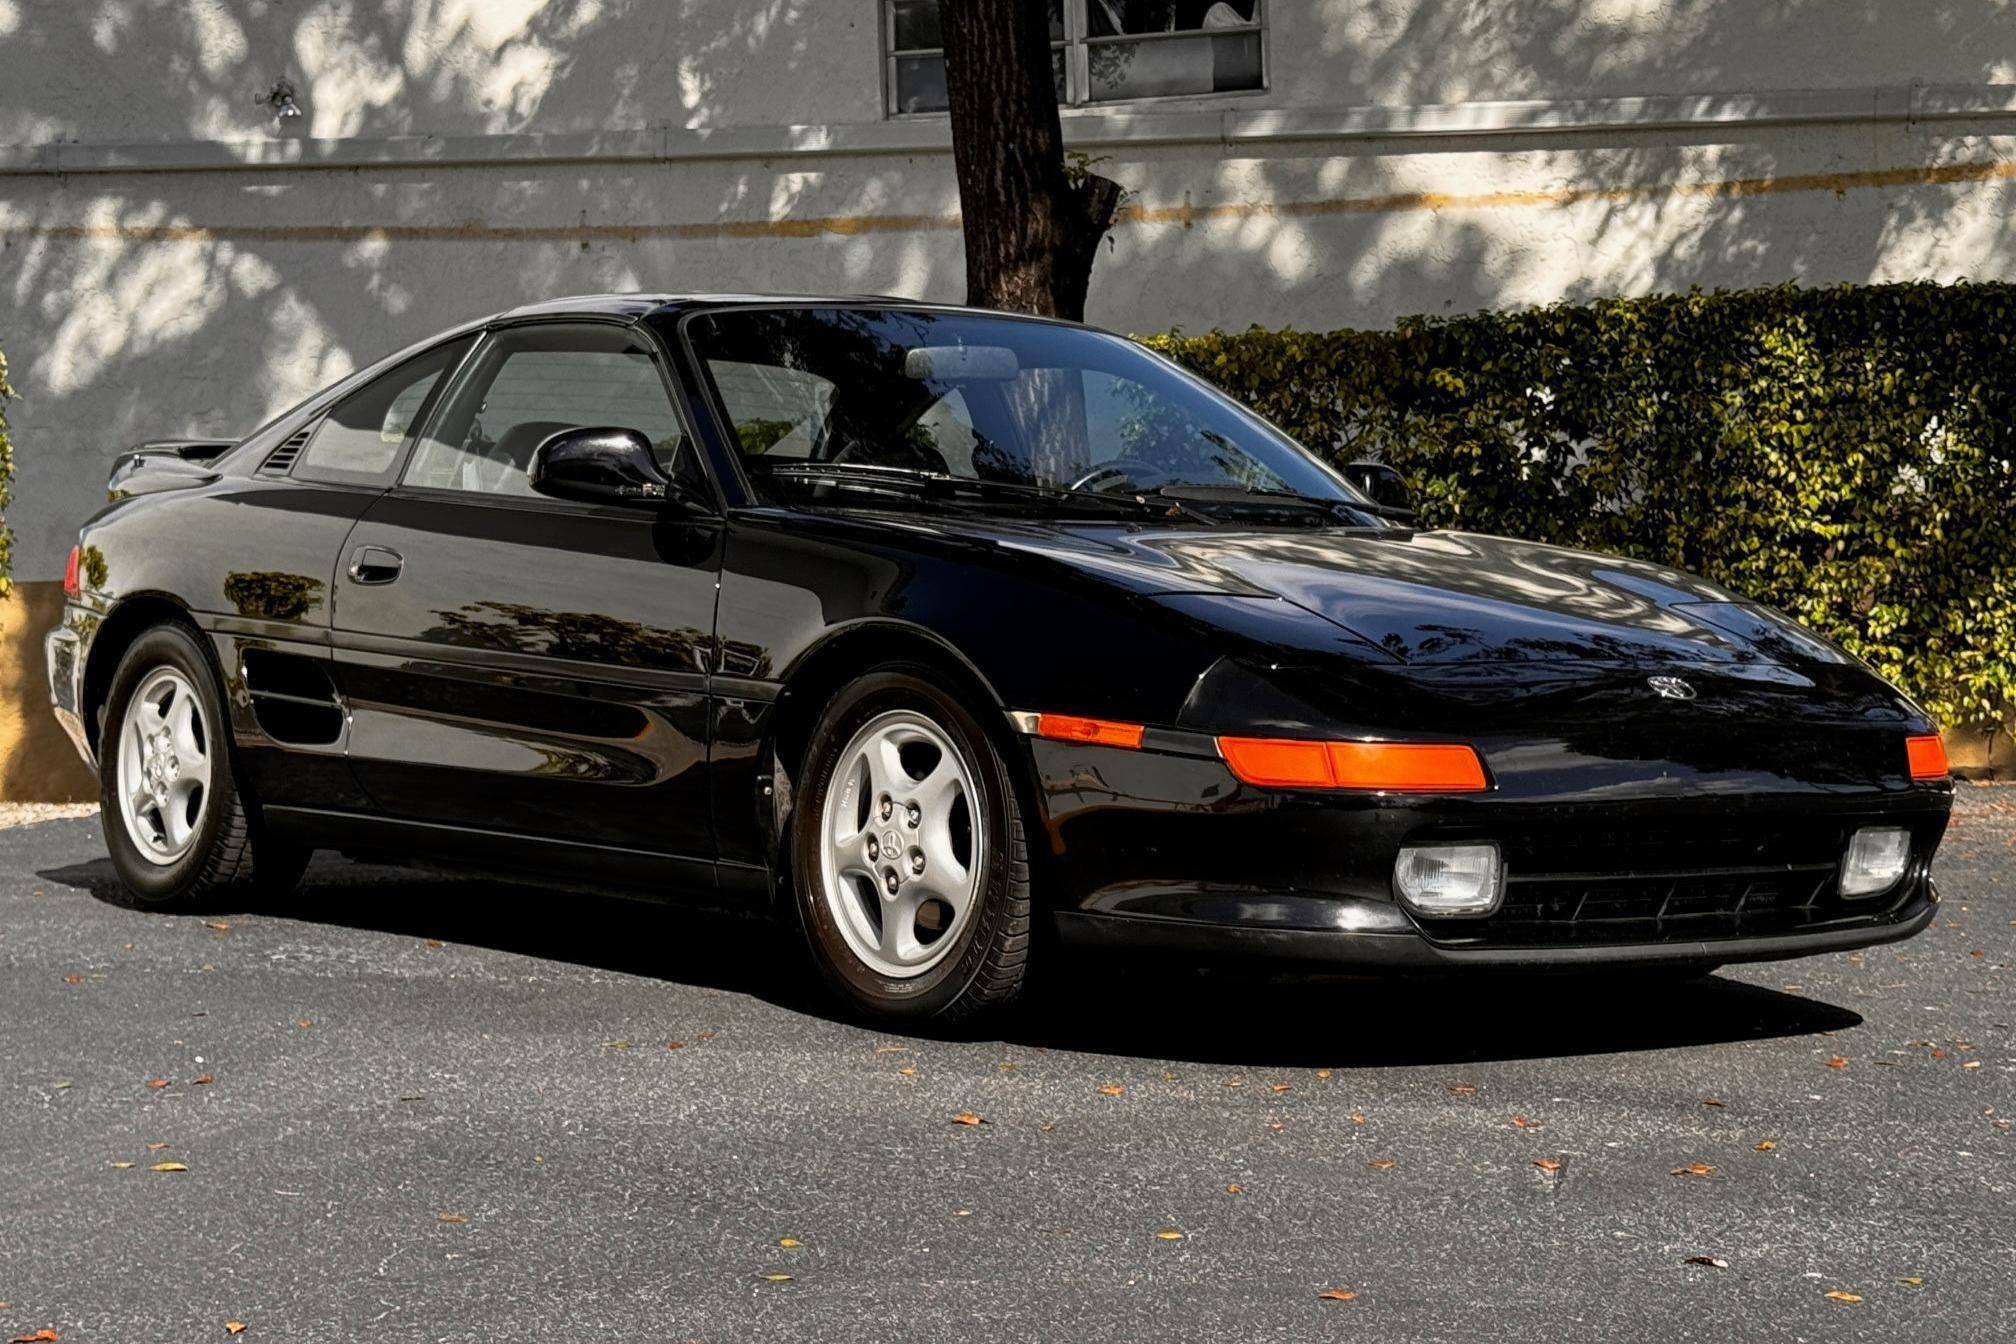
[99,623,310,908]
[791,668,1030,1022]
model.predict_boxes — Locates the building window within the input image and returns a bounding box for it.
[885,1,1263,116]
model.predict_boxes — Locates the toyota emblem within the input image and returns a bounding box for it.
[1647,675,1697,701]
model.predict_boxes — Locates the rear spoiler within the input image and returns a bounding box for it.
[108,438,237,494]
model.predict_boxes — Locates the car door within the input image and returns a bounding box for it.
[328,319,724,879]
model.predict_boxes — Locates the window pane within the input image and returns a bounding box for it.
[295,337,472,485]
[707,360,837,458]
[406,327,687,497]
[893,54,948,113]
[689,307,1358,501]
[891,0,941,51]
[1087,29,1261,101]
[1087,0,1257,38]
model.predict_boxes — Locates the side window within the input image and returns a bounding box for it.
[405,325,697,498]
[293,337,474,487]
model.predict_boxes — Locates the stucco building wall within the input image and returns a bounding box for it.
[1,0,2013,792]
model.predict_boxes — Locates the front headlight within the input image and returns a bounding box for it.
[1840,827,1911,898]
[1394,842,1504,917]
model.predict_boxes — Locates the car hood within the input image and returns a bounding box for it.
[977,521,1828,668]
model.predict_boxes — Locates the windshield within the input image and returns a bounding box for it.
[686,306,1368,510]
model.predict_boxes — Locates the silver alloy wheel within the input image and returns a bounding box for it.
[115,666,212,866]
[819,708,984,979]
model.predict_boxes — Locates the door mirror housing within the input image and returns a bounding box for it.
[528,426,681,508]
[1341,458,1417,520]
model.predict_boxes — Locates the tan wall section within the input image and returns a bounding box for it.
[0,580,98,803]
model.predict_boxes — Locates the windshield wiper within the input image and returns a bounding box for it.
[752,462,1207,522]
[1132,483,1402,527]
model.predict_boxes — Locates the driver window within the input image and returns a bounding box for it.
[406,325,694,497]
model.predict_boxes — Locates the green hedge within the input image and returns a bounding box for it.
[1146,282,2016,728]
[0,345,13,598]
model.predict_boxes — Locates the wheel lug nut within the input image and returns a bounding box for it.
[866,838,880,860]
[909,850,925,875]
[884,870,900,895]
[878,796,892,821]
[906,805,921,828]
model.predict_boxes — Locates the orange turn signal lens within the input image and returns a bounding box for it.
[1035,713,1146,750]
[1217,737,1488,792]
[63,545,82,600]
[1905,734,1949,781]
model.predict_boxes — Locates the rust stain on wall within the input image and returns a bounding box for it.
[1,156,2010,247]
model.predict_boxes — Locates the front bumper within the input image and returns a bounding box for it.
[45,613,96,772]
[1053,881,1939,971]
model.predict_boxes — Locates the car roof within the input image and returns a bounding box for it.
[498,292,938,321]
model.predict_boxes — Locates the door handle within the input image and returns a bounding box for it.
[347,545,403,585]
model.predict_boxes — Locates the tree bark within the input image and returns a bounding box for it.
[939,0,1122,321]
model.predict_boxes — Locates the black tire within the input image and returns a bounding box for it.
[98,622,311,909]
[789,667,1031,1023]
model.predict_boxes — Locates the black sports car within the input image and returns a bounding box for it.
[47,295,1952,1020]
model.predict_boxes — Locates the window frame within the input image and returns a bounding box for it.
[287,335,481,491]
[387,315,723,518]
[881,0,1268,118]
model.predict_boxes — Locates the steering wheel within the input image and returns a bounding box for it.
[1068,457,1172,494]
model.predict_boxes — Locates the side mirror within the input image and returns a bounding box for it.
[1342,458,1417,520]
[528,427,679,508]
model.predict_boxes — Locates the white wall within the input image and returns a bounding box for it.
[3,0,2015,580]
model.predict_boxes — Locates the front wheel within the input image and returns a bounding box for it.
[790,668,1031,1022]
[99,623,310,909]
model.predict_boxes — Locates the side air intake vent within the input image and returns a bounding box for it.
[240,648,344,746]
[259,425,314,474]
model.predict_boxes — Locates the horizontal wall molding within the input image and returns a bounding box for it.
[4,82,2014,178]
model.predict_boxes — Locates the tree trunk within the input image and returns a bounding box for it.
[939,0,1122,321]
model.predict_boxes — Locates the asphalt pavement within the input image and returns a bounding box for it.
[2,789,2011,1342]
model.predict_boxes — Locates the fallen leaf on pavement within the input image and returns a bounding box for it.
[1349,1111,1367,1125]
[1098,1084,1124,1096]
[1671,1163,1714,1178]
[697,1030,717,1040]
[62,975,82,985]
[1225,1183,1244,1194]
[11,1330,60,1342]
[193,1074,214,1086]
[1315,1069,1332,1079]
[1899,1276,1924,1286]
[666,1041,684,1050]
[1824,1291,1862,1303]
[1510,1114,1539,1129]
[1701,1098,1726,1107]
[951,1112,985,1126]
[1755,1139,1778,1151]
[146,1142,169,1150]
[1269,1083,1292,1094]
[110,1161,134,1169]
[1827,1056,1848,1069]
[205,921,230,931]
[146,1078,170,1089]
[437,1212,467,1224]
[150,1161,188,1172]
[1156,1228,1184,1240]
[1963,1061,1982,1071]
[778,1237,801,1248]
[1367,1158,1396,1171]
[225,1323,246,1336]
[1533,1158,1561,1173]
[897,1067,916,1077]
[1448,1083,1477,1095]
[1316,1289,1358,1302]
[1684,1255,1729,1269]
[762,1273,792,1282]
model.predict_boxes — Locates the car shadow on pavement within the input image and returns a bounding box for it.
[41,852,1862,1069]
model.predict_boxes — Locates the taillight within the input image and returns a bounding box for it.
[1218,737,1489,792]
[63,545,82,599]
[1035,713,1145,750]
[1905,734,1949,781]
